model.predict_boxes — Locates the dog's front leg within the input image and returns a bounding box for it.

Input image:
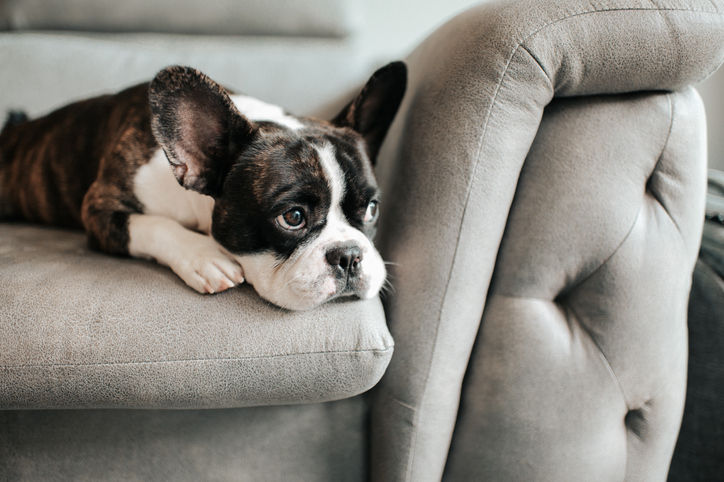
[128,214,245,294]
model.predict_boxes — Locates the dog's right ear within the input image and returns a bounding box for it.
[149,66,257,197]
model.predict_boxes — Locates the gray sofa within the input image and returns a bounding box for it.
[1,0,723,480]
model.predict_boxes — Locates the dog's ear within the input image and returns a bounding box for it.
[149,66,256,197]
[331,61,407,164]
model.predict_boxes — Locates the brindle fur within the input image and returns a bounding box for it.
[0,83,153,254]
[0,63,406,270]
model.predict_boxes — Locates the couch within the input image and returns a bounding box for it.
[1,0,723,480]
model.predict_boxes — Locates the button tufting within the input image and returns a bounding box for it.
[624,402,653,440]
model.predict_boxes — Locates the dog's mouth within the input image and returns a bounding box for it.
[235,249,386,311]
[320,277,368,302]
[286,272,371,309]
[325,291,362,306]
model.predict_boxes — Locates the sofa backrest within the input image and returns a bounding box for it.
[0,0,363,37]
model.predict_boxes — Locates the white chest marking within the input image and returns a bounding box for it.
[134,150,215,234]
[230,95,304,131]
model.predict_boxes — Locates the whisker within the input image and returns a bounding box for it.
[270,273,305,296]
[381,277,396,296]
[292,283,315,310]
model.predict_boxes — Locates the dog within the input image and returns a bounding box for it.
[0,62,407,310]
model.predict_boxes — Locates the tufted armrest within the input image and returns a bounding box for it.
[372,0,723,480]
[445,88,706,480]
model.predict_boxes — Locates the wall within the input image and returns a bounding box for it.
[361,0,483,62]
[698,68,724,172]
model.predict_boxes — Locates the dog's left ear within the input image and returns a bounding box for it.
[149,66,257,197]
[331,61,407,163]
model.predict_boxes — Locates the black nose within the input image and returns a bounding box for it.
[326,244,363,279]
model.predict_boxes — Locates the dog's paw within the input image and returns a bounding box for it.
[128,214,245,294]
[171,243,245,294]
[179,256,245,294]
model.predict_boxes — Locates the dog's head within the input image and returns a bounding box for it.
[148,63,406,310]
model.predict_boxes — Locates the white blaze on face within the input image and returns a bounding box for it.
[233,143,387,310]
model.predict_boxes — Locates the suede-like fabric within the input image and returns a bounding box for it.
[0,0,362,37]
[1,0,723,479]
[371,1,720,480]
[0,225,393,409]
[443,89,705,481]
[0,397,367,481]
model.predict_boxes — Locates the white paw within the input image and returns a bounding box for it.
[171,244,245,294]
[128,214,245,294]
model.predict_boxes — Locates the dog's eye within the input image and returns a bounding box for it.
[277,208,306,231]
[364,201,379,224]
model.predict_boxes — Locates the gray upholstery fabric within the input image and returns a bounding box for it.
[371,1,722,480]
[0,0,362,37]
[0,225,393,409]
[444,89,705,481]
[0,397,367,481]
[1,0,722,480]
[0,32,371,121]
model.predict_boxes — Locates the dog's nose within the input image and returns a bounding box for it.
[326,243,363,278]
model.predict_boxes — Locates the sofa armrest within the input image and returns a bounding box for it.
[372,0,724,480]
[445,87,705,481]
[0,225,393,409]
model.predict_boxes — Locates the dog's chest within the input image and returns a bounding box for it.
[134,150,215,234]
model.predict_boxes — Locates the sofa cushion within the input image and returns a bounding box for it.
[0,32,370,121]
[0,224,393,409]
[0,0,363,37]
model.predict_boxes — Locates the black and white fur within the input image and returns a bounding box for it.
[0,62,407,310]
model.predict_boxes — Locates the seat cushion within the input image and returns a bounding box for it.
[0,224,393,409]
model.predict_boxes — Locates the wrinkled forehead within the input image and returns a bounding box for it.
[245,125,378,203]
